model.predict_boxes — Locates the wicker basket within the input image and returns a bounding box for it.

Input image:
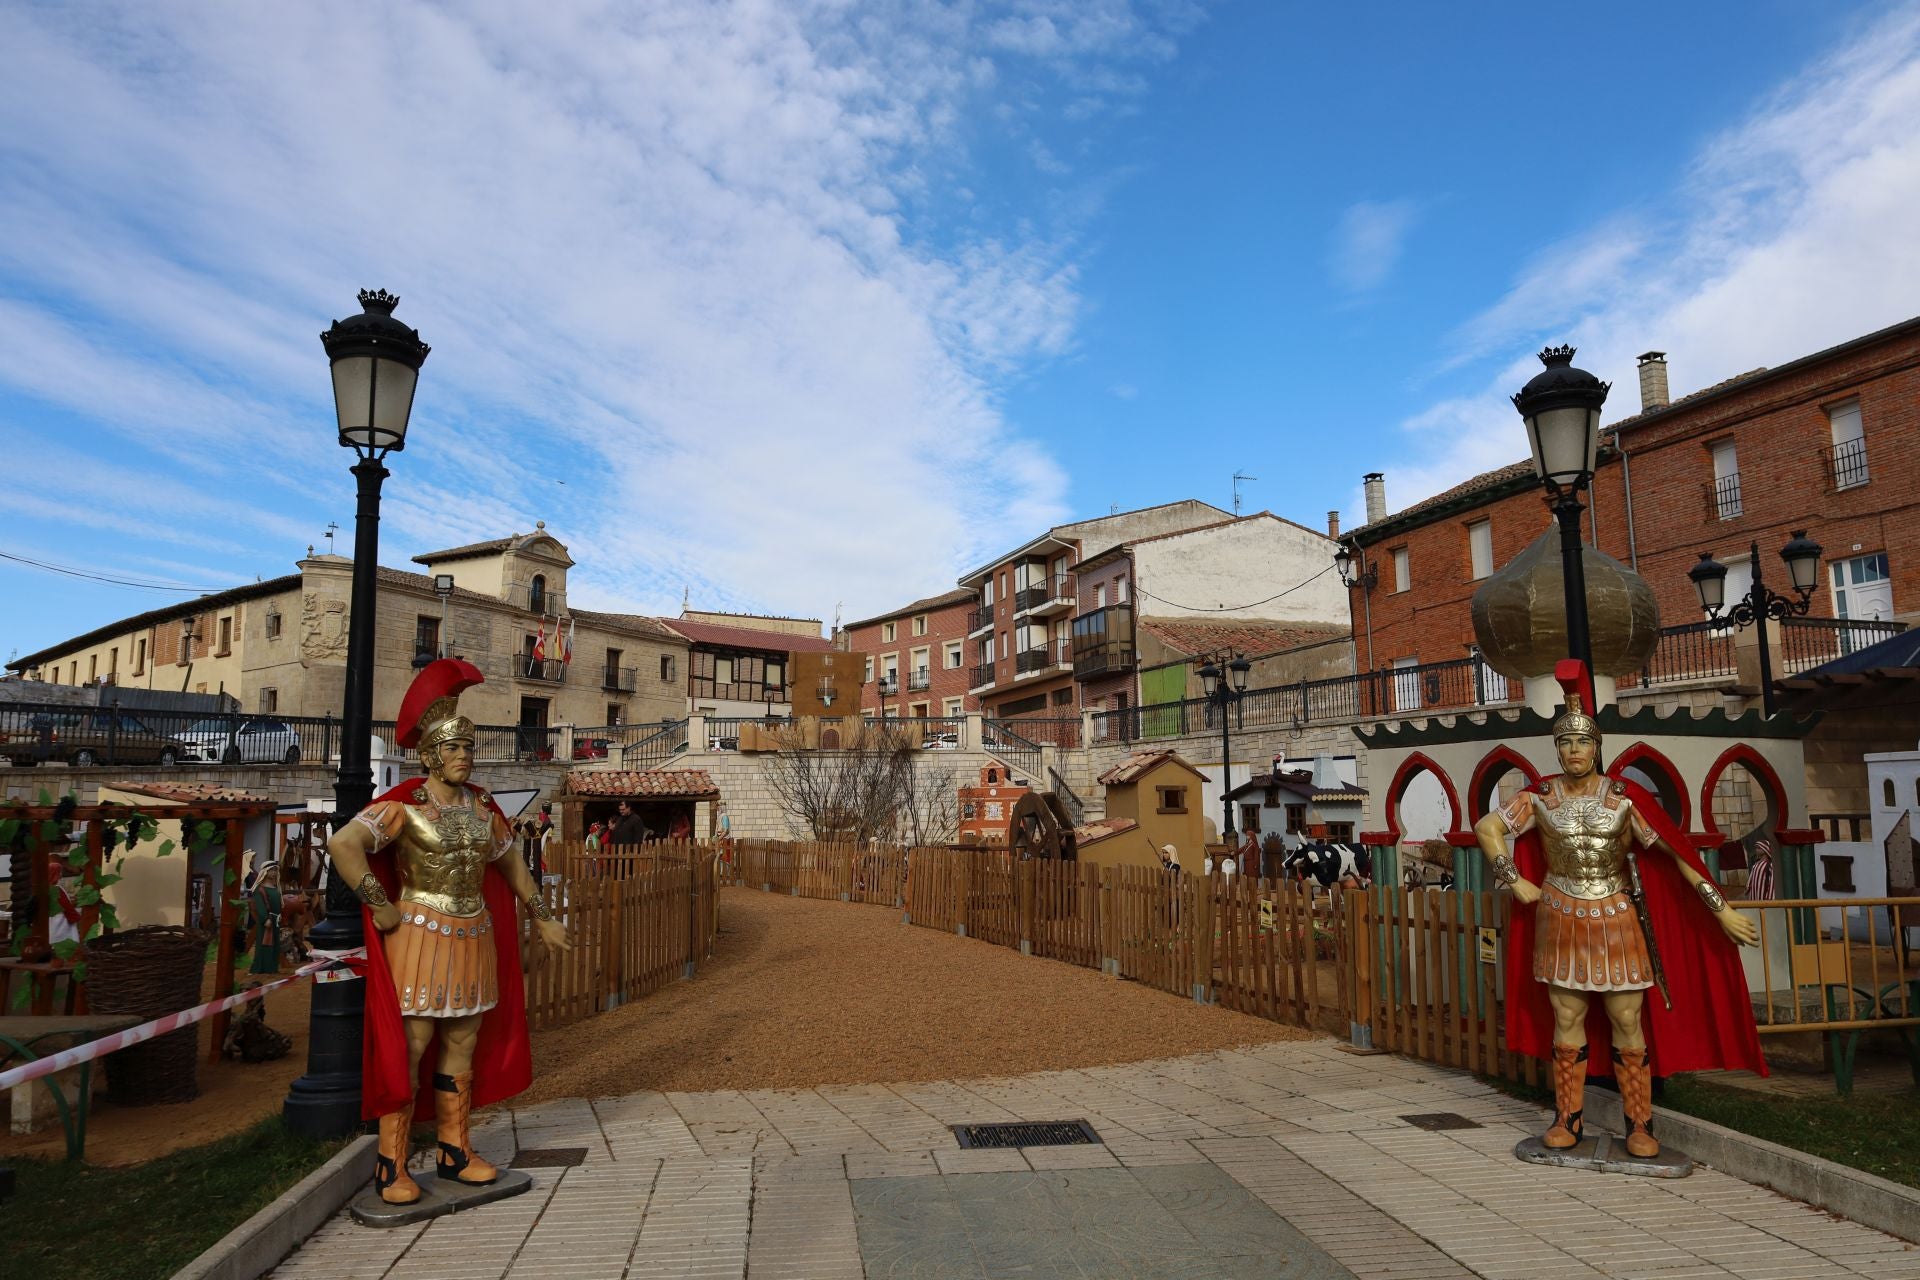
[87,924,209,1106]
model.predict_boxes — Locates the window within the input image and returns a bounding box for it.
[608,703,623,726]
[1156,785,1188,814]
[1051,687,1073,706]
[134,638,146,675]
[1392,547,1410,593]
[88,654,97,682]
[1830,553,1893,642]
[265,609,282,640]
[913,614,928,636]
[69,661,77,683]
[1468,520,1493,579]
[764,659,785,691]
[1326,822,1355,843]
[1711,440,1741,519]
[882,621,897,642]
[660,654,677,683]
[1828,399,1868,488]
[108,647,118,677]
[943,697,964,716]
[864,655,875,682]
[1115,577,1128,603]
[415,615,440,658]
[999,633,1008,659]
[260,688,278,713]
[1240,803,1261,833]
[217,616,233,655]
[1094,583,1106,608]
[529,575,547,615]
[1887,778,1899,807]
[715,656,735,685]
[944,641,963,669]
[983,578,994,606]
[178,622,193,664]
[1285,803,1307,834]
[1391,656,1420,712]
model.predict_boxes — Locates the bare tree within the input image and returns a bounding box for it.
[901,761,957,847]
[761,719,930,844]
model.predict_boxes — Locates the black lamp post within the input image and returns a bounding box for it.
[1198,649,1252,847]
[283,289,430,1140]
[1687,530,1823,719]
[1512,346,1611,675]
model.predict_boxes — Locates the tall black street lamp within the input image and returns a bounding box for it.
[1333,540,1379,672]
[1687,531,1823,720]
[283,290,430,1140]
[1512,347,1611,674]
[1197,650,1252,847]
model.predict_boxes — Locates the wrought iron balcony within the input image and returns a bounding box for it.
[1072,646,1135,681]
[967,605,994,634]
[602,665,637,692]
[1829,437,1870,490]
[907,668,932,691]
[1015,574,1077,618]
[969,662,996,691]
[1711,472,1742,521]
[521,656,566,683]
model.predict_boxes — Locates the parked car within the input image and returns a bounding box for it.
[573,736,614,760]
[177,718,303,765]
[0,711,187,767]
[920,732,960,751]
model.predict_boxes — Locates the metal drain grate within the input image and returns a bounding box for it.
[1399,1113,1482,1131]
[953,1120,1101,1150]
[512,1146,589,1168]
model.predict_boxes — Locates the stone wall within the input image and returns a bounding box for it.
[1,759,571,813]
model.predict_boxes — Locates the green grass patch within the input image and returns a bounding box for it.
[6,1116,351,1280]
[1486,1072,1920,1189]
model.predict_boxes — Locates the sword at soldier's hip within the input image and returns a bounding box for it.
[1624,848,1673,1010]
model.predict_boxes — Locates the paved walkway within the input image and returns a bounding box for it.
[272,1039,1920,1280]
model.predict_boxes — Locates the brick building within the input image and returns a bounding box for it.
[839,588,977,719]
[1340,316,1920,677]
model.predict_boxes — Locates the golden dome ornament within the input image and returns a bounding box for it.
[1471,517,1660,681]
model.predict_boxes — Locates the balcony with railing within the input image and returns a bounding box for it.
[521,656,566,683]
[602,665,637,692]
[969,661,996,692]
[1829,437,1870,490]
[1711,472,1743,521]
[1072,645,1135,681]
[1015,638,1073,677]
[876,674,899,698]
[967,604,994,635]
[1014,573,1077,618]
[906,667,932,691]
[1780,615,1905,671]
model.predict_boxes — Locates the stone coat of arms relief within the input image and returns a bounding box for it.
[302,593,350,660]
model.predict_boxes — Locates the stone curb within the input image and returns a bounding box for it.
[1581,1089,1920,1245]
[172,1134,376,1280]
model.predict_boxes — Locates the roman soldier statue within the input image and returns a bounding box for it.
[1475,660,1764,1160]
[327,658,570,1205]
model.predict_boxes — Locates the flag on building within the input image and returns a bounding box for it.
[532,621,547,663]
[561,616,575,665]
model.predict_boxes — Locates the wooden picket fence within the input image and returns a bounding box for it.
[522,847,721,1032]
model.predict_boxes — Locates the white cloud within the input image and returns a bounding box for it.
[1329,198,1419,295]
[0,1,1197,626]
[1365,4,1920,524]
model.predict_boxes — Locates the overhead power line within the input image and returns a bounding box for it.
[0,549,234,594]
[1129,562,1338,613]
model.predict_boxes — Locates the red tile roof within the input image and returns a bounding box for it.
[1137,618,1349,660]
[105,781,276,805]
[564,769,719,799]
[662,618,837,653]
[843,588,976,631]
[1073,816,1140,846]
[1096,750,1205,786]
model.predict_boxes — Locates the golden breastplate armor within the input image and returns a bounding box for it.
[1538,788,1631,899]
[393,799,492,917]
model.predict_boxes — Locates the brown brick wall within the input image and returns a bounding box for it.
[847,599,977,716]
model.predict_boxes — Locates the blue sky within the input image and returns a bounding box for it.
[4,1,1919,663]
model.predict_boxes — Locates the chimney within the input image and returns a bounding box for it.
[1326,510,1341,539]
[1311,754,1339,790]
[1362,473,1387,524]
[1637,351,1669,412]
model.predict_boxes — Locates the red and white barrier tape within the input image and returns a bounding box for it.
[0,947,365,1093]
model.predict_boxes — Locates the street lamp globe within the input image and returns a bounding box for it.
[1688,552,1729,615]
[1198,662,1222,697]
[1512,346,1610,493]
[1780,530,1824,597]
[1229,655,1252,693]
[1333,543,1353,582]
[321,289,431,455]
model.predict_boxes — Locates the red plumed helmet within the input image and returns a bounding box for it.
[395,657,485,748]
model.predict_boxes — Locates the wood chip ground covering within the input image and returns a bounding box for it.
[520,886,1307,1102]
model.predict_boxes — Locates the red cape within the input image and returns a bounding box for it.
[1505,774,1766,1078]
[353,778,533,1120]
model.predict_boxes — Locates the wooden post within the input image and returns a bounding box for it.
[956,850,971,938]
[1191,872,1214,1004]
[209,818,244,1061]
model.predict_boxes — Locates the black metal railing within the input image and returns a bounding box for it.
[1637,620,1737,685]
[1015,574,1075,613]
[1072,645,1135,680]
[990,716,1081,749]
[969,662,996,690]
[1712,473,1743,521]
[907,668,932,691]
[1780,615,1905,670]
[1829,437,1870,490]
[968,605,994,632]
[602,665,637,692]
[1015,639,1071,675]
[521,656,566,683]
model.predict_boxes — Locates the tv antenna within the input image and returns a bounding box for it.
[1232,471,1258,516]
